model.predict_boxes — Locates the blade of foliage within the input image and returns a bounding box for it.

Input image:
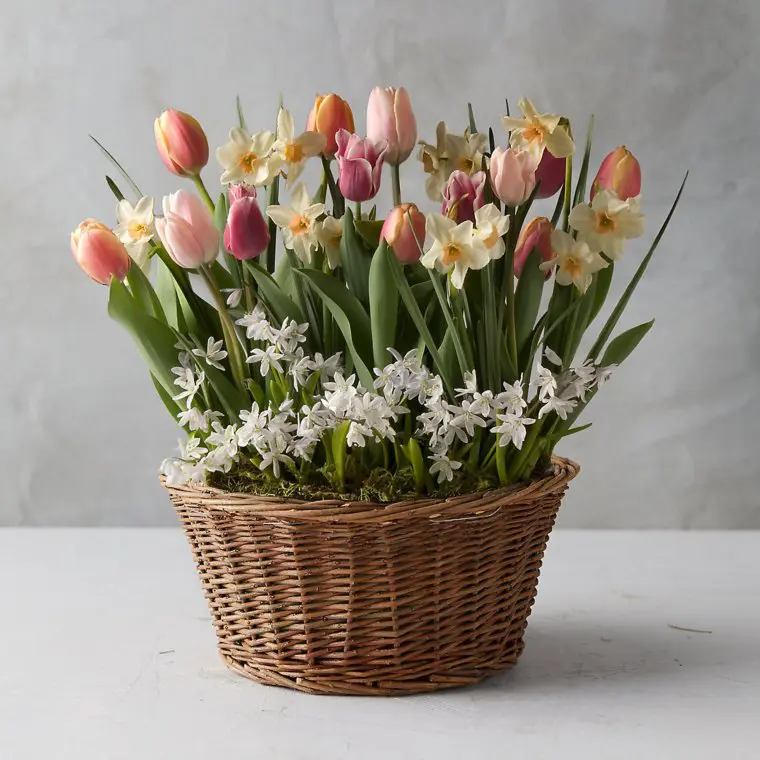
[368,242,399,369]
[589,261,614,324]
[264,175,279,274]
[332,420,351,486]
[354,219,385,250]
[126,261,165,322]
[514,248,545,354]
[339,208,372,306]
[246,261,308,327]
[106,176,125,202]
[572,114,595,207]
[236,95,247,131]
[89,135,143,198]
[600,320,654,366]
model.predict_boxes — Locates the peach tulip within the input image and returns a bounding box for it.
[154,109,209,178]
[306,94,355,155]
[71,219,131,284]
[591,145,641,201]
[381,203,426,264]
[514,216,554,277]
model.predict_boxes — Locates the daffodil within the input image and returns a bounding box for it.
[568,190,645,259]
[315,216,343,269]
[216,128,282,186]
[265,184,324,265]
[114,196,155,270]
[421,213,489,290]
[474,204,510,260]
[540,230,607,294]
[501,97,575,160]
[273,108,326,187]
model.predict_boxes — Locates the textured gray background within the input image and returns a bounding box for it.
[2,0,759,526]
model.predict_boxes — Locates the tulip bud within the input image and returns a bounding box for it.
[228,183,258,205]
[306,94,355,155]
[441,170,486,223]
[335,129,386,203]
[534,149,566,199]
[591,145,641,201]
[381,203,426,264]
[154,109,209,177]
[71,219,131,284]
[366,86,417,165]
[224,195,270,261]
[513,216,554,277]
[155,190,219,268]
[489,147,539,206]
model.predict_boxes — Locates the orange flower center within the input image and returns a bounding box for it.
[457,156,475,173]
[523,124,545,144]
[239,151,259,173]
[289,215,310,236]
[442,243,463,266]
[127,220,148,240]
[482,226,500,249]
[284,142,304,163]
[561,255,583,280]
[594,212,617,234]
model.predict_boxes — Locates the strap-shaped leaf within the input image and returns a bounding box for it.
[514,248,545,353]
[246,261,307,327]
[368,242,399,370]
[340,207,372,305]
[601,320,654,367]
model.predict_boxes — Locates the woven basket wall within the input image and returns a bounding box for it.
[164,457,579,696]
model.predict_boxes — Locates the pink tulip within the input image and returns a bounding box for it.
[534,149,566,199]
[228,184,258,205]
[591,145,641,201]
[71,219,131,284]
[514,217,554,277]
[224,195,270,261]
[306,94,355,155]
[366,86,417,165]
[155,190,219,268]
[489,147,539,206]
[441,170,486,223]
[381,203,426,264]
[154,109,209,178]
[335,129,387,202]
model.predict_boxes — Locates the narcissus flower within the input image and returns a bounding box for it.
[273,107,326,187]
[114,196,155,270]
[306,94,355,155]
[366,86,417,165]
[501,97,575,160]
[540,229,607,293]
[474,204,510,260]
[154,109,209,177]
[71,219,131,284]
[155,190,219,268]
[421,213,490,290]
[489,147,539,206]
[569,190,645,259]
[266,183,325,265]
[216,128,282,187]
[591,145,641,201]
[315,216,343,270]
[381,203,426,264]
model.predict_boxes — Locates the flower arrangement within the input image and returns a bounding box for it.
[72,89,685,501]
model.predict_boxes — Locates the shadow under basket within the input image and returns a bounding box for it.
[163,457,579,696]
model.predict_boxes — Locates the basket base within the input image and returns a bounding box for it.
[219,640,525,696]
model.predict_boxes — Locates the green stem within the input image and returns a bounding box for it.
[321,156,343,216]
[355,201,362,220]
[504,227,519,374]
[561,154,574,232]
[200,265,248,392]
[506,418,543,482]
[264,176,280,274]
[391,163,402,206]
[192,175,215,213]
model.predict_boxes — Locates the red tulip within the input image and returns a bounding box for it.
[591,145,641,201]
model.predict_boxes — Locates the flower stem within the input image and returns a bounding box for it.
[561,154,573,232]
[391,163,402,206]
[504,217,519,373]
[355,201,362,219]
[192,174,215,213]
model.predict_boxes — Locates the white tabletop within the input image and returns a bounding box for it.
[2,529,758,759]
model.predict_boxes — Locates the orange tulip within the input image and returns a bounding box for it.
[306,94,355,155]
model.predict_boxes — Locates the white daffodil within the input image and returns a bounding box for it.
[216,128,283,186]
[273,108,326,187]
[501,97,575,160]
[114,196,155,270]
[315,216,343,269]
[421,213,490,290]
[474,204,510,260]
[493,412,535,450]
[568,190,645,260]
[266,184,325,265]
[540,230,608,294]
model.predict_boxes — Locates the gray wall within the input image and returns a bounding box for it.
[3,0,759,526]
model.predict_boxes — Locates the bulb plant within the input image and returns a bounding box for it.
[72,90,685,500]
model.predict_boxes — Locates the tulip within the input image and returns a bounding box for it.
[513,216,554,277]
[155,190,219,268]
[306,94,355,155]
[154,109,209,178]
[534,149,566,199]
[228,183,258,205]
[441,170,486,224]
[71,219,131,284]
[224,194,270,261]
[381,203,426,264]
[335,129,387,203]
[490,147,538,206]
[591,145,641,201]
[366,86,417,165]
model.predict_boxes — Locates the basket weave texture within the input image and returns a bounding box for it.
[164,457,579,696]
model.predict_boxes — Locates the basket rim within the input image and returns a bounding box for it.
[162,456,579,523]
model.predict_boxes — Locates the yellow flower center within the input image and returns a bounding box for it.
[127,220,148,240]
[284,141,304,163]
[523,124,545,145]
[327,230,342,247]
[560,255,583,280]
[421,151,436,174]
[239,151,259,173]
[289,215,310,236]
[482,225,499,249]
[442,242,463,266]
[457,156,475,173]
[594,212,618,234]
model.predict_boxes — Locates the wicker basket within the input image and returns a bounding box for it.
[164,456,579,696]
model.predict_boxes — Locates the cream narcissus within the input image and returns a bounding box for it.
[569,190,645,260]
[217,128,282,187]
[273,107,326,187]
[265,183,325,264]
[501,97,575,159]
[421,213,490,290]
[541,230,608,293]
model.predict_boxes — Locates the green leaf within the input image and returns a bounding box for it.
[514,248,545,353]
[467,102,478,133]
[264,175,280,274]
[155,257,185,332]
[340,208,372,305]
[544,422,593,443]
[150,372,181,421]
[428,271,470,378]
[572,114,595,207]
[89,135,142,198]
[236,95,247,131]
[589,261,614,324]
[125,261,165,322]
[368,242,399,370]
[587,172,688,361]
[208,260,236,291]
[332,420,351,486]
[246,261,307,326]
[600,320,654,367]
[293,269,375,390]
[354,219,385,250]
[401,438,426,493]
[200,359,250,422]
[105,176,125,202]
